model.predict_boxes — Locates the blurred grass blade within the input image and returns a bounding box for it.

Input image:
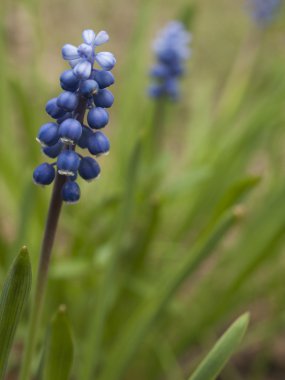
[188,313,249,380]
[0,247,32,380]
[200,175,261,235]
[178,3,197,29]
[42,305,73,380]
[99,210,238,380]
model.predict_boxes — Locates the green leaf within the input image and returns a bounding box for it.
[188,313,249,380]
[0,246,32,380]
[98,211,238,380]
[42,305,74,380]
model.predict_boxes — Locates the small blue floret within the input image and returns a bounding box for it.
[92,70,115,88]
[45,98,66,119]
[79,157,101,181]
[60,70,80,92]
[33,163,55,185]
[57,150,80,176]
[57,92,79,111]
[93,89,114,108]
[42,140,63,158]
[37,123,59,147]
[62,181,80,203]
[78,126,93,149]
[79,79,99,98]
[59,118,82,144]
[87,107,109,129]
[87,131,110,156]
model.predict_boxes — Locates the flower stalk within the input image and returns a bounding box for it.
[20,96,87,380]
[19,173,65,380]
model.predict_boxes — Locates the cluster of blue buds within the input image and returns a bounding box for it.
[33,29,116,203]
[149,21,191,101]
[246,0,281,25]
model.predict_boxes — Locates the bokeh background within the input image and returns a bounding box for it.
[1,0,285,379]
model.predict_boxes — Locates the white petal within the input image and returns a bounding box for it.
[82,29,96,45]
[62,44,79,60]
[73,61,92,79]
[95,52,116,70]
[94,31,109,46]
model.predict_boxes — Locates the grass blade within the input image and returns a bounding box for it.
[99,210,238,380]
[42,305,74,380]
[0,246,32,379]
[188,313,249,380]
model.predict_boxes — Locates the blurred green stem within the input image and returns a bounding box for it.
[149,97,168,156]
[81,96,168,379]
[215,27,263,124]
[20,98,87,380]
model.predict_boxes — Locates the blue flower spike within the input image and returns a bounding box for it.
[149,21,191,101]
[33,28,116,202]
[246,0,281,26]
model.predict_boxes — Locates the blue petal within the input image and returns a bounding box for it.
[94,31,109,46]
[78,43,94,60]
[73,61,92,79]
[62,44,80,60]
[82,29,96,45]
[95,52,116,71]
[69,57,84,68]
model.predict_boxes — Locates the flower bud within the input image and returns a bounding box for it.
[87,131,110,156]
[59,118,82,144]
[62,181,80,203]
[33,163,55,185]
[60,70,80,92]
[87,107,109,129]
[45,98,66,119]
[57,92,79,111]
[79,157,100,181]
[37,123,59,147]
[57,151,80,176]
[93,89,114,108]
[92,70,115,88]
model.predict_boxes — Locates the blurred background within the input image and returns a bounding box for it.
[1,0,285,379]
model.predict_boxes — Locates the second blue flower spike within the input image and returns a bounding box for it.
[149,21,192,101]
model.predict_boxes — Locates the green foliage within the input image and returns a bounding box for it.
[41,306,74,380]
[0,247,32,380]
[0,1,285,379]
[188,313,249,380]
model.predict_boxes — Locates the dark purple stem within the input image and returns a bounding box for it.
[20,96,87,380]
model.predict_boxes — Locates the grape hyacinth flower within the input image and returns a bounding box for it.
[33,29,116,204]
[149,21,191,101]
[21,28,115,380]
[246,0,281,26]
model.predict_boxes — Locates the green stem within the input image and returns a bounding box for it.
[149,97,167,157]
